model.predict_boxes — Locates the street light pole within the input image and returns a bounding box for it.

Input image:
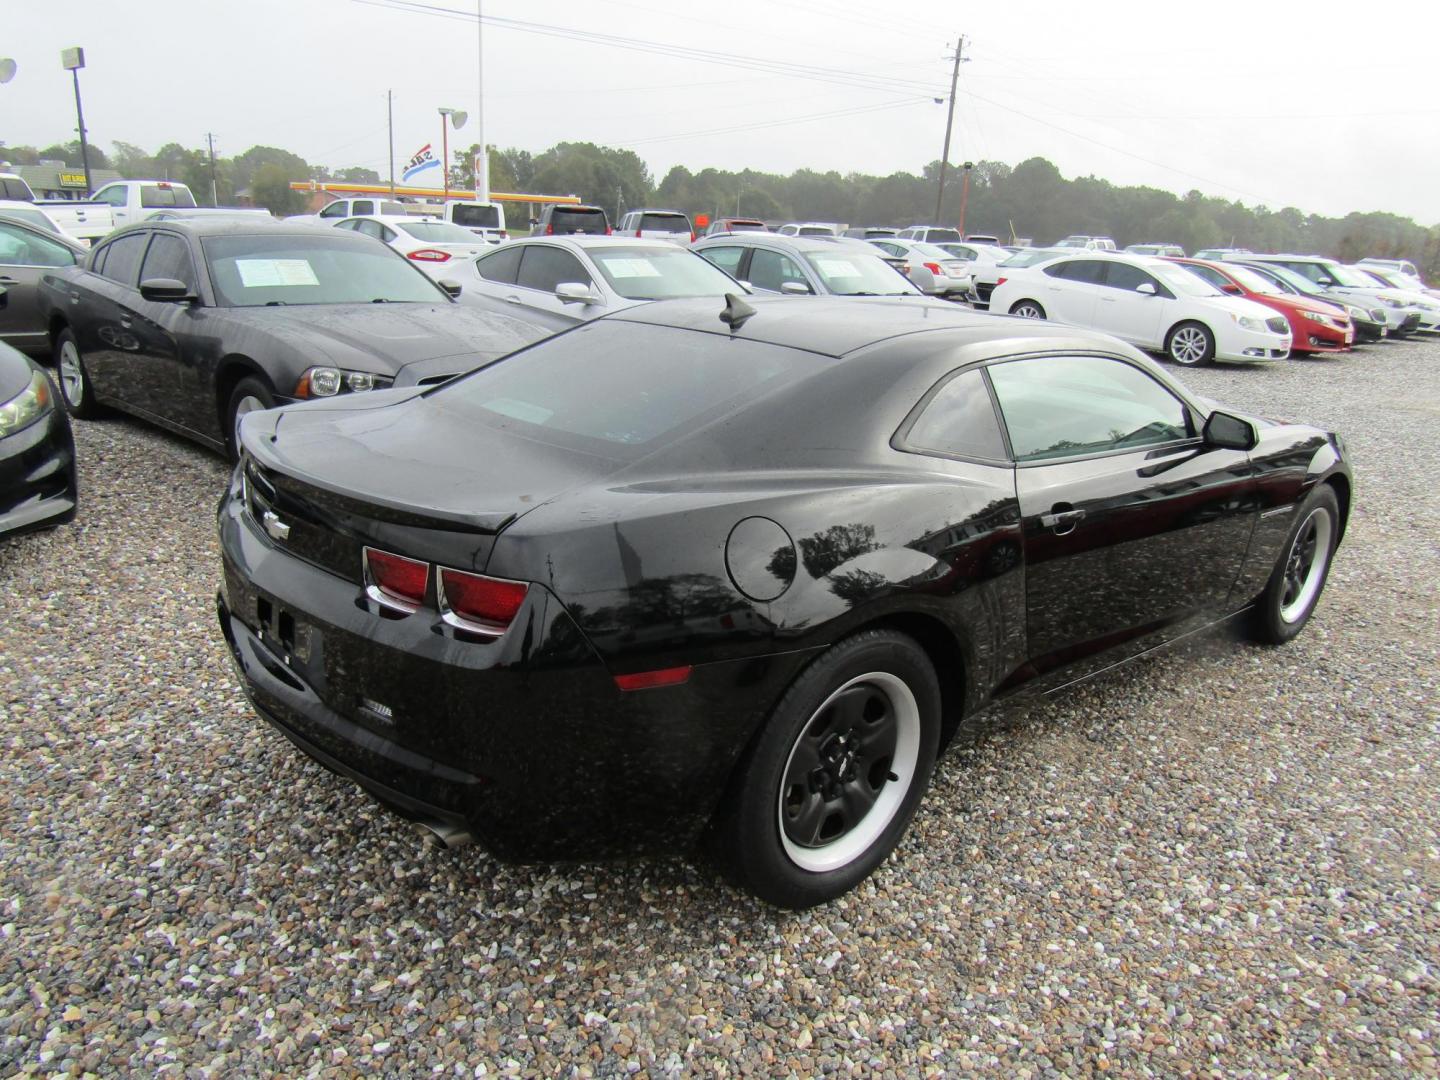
[439,110,451,204]
[475,0,489,202]
[60,48,92,194]
[933,34,966,227]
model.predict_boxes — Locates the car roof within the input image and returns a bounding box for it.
[101,219,369,239]
[502,235,692,250]
[696,233,871,255]
[606,295,1121,359]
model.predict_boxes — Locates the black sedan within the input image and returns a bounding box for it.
[0,216,88,357]
[39,220,553,458]
[217,296,1351,908]
[0,287,76,538]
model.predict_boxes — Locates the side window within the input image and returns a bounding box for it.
[1045,260,1105,283]
[1184,263,1230,290]
[97,233,149,287]
[356,220,385,240]
[904,369,1008,461]
[1102,262,1157,292]
[379,225,397,243]
[93,185,126,208]
[873,242,903,257]
[987,355,1192,462]
[1285,262,1327,284]
[334,219,360,231]
[319,202,348,219]
[475,245,523,283]
[138,233,197,290]
[698,246,744,277]
[747,249,808,292]
[516,246,591,292]
[353,200,375,217]
[0,222,78,268]
[89,241,110,276]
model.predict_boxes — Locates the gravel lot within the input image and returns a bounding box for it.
[1,336,1437,1077]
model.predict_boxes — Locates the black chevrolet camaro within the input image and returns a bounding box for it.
[217,296,1352,908]
[39,220,552,457]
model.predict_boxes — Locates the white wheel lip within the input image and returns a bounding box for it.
[58,339,84,406]
[777,671,920,874]
[1280,507,1334,624]
[1170,326,1209,364]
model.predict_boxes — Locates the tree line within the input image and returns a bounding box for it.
[4,136,1435,273]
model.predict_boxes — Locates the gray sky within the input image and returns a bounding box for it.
[5,0,1439,222]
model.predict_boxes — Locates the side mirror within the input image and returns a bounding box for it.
[780,281,813,296]
[555,281,597,305]
[1316,276,1334,286]
[1220,282,1241,295]
[1135,282,1157,296]
[1203,409,1258,451]
[139,278,197,304]
[438,280,462,299]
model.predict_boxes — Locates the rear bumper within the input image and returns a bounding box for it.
[0,400,76,539]
[216,486,811,860]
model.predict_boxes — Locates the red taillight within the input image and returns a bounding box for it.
[438,567,528,636]
[689,231,696,242]
[923,262,943,275]
[498,229,508,238]
[635,229,644,237]
[363,547,428,614]
[605,226,612,235]
[545,224,555,235]
[614,666,693,692]
[408,248,451,262]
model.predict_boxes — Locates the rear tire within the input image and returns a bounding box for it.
[708,630,941,909]
[225,376,276,461]
[54,328,101,419]
[1249,485,1340,645]
[1009,300,1046,319]
[1166,321,1215,366]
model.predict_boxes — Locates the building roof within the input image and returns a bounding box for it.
[7,162,123,194]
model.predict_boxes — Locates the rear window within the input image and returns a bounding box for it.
[433,321,817,456]
[638,213,690,233]
[139,185,197,209]
[548,208,608,234]
[396,221,479,243]
[924,228,961,242]
[797,226,833,236]
[452,204,501,228]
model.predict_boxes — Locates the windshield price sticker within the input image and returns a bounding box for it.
[601,258,663,279]
[235,259,321,288]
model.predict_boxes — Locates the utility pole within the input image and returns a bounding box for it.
[933,34,966,226]
[205,132,218,206]
[615,183,623,222]
[475,0,489,201]
[387,90,395,196]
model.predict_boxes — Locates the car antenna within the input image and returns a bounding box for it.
[719,293,756,331]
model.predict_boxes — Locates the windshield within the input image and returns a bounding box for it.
[0,207,61,234]
[397,221,481,243]
[1224,265,1281,295]
[1249,263,1321,295]
[432,321,819,457]
[911,242,956,260]
[1324,263,1377,288]
[451,204,500,228]
[587,245,741,300]
[202,233,446,307]
[1151,262,1221,297]
[803,252,916,296]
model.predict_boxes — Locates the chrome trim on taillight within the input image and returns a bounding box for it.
[362,545,424,615]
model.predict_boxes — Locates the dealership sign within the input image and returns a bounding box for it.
[58,172,87,188]
[402,144,440,183]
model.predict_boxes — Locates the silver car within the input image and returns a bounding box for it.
[463,235,748,328]
[867,238,972,299]
[691,233,921,298]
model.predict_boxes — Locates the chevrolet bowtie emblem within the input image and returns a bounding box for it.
[262,510,291,541]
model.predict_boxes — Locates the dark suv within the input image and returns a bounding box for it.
[533,204,611,236]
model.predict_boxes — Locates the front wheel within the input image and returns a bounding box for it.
[708,630,941,909]
[1009,300,1046,319]
[54,328,102,419]
[225,375,276,461]
[1166,321,1215,366]
[1250,485,1340,645]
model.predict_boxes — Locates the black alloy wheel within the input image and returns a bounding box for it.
[1251,484,1340,645]
[708,630,941,909]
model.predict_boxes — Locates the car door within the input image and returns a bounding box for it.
[1037,259,1105,326]
[92,183,130,225]
[509,244,595,322]
[0,221,81,354]
[986,353,1256,683]
[123,231,207,430]
[1092,261,1168,347]
[78,231,151,403]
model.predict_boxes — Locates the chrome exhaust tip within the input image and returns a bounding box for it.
[414,819,473,849]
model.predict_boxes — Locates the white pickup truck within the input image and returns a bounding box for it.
[286,196,411,226]
[0,172,114,245]
[90,179,206,228]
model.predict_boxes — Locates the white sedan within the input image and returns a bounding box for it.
[988,252,1291,366]
[334,215,485,278]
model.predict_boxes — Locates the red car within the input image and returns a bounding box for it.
[1167,257,1353,354]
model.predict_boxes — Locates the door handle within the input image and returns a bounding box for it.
[505,295,521,304]
[119,317,133,329]
[1040,506,1086,534]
